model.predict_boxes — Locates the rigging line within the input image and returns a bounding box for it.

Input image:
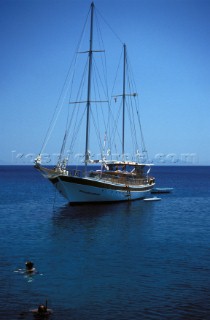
[136,106,148,155]
[96,11,109,106]
[39,64,73,155]
[103,46,123,153]
[92,60,108,130]
[69,106,86,153]
[98,43,112,149]
[109,101,121,145]
[69,105,84,152]
[92,90,103,141]
[135,96,148,155]
[65,46,86,132]
[94,91,108,153]
[114,142,119,160]
[126,51,148,157]
[60,11,94,157]
[40,78,73,156]
[95,12,110,99]
[40,58,76,155]
[126,69,139,154]
[59,48,86,155]
[86,74,104,155]
[39,6,90,155]
[94,15,112,148]
[127,99,138,156]
[61,58,89,159]
[67,5,92,105]
[123,101,135,156]
[58,130,68,163]
[95,7,123,45]
[71,58,88,113]
[108,46,124,143]
[92,56,108,102]
[110,46,123,98]
[128,67,148,155]
[69,56,88,147]
[89,11,108,101]
[106,105,117,153]
[65,52,83,130]
[130,94,144,157]
[90,108,103,154]
[109,101,122,153]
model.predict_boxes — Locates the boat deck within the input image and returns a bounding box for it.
[87,170,154,187]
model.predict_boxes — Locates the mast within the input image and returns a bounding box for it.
[122,44,126,161]
[85,2,94,173]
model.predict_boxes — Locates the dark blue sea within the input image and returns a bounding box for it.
[1,165,210,320]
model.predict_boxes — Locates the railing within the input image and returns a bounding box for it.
[88,171,149,186]
[101,176,148,186]
[67,170,154,186]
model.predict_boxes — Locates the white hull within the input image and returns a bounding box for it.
[51,176,153,204]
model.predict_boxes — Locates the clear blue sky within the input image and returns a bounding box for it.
[1,0,210,165]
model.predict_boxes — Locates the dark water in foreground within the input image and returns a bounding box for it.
[1,165,210,320]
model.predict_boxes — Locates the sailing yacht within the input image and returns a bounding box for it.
[34,2,155,204]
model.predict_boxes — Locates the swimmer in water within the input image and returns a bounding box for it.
[14,261,43,282]
[25,261,36,273]
[30,300,53,317]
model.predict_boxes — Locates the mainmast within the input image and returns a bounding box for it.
[122,44,126,161]
[85,2,94,173]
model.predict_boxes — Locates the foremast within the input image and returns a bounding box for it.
[122,44,126,161]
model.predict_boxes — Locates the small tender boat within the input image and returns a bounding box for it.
[151,188,173,194]
[144,197,161,201]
